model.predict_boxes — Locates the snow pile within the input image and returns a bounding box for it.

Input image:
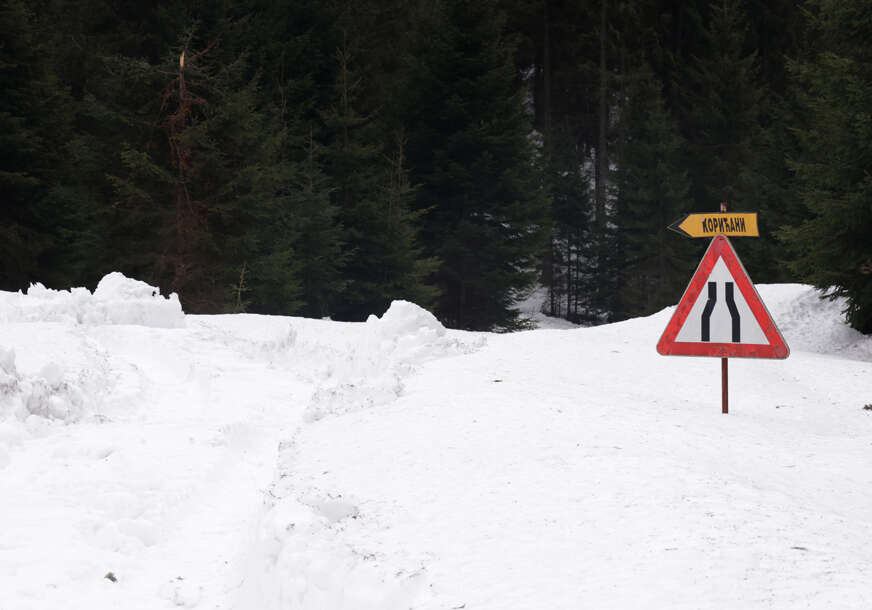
[303,300,484,422]
[91,273,185,328]
[368,299,448,363]
[757,284,872,360]
[0,272,185,328]
[241,301,484,607]
[0,347,85,427]
[240,480,427,610]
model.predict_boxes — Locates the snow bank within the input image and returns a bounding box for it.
[0,272,185,328]
[240,301,485,608]
[303,300,484,422]
[258,284,872,610]
[239,489,427,610]
[757,284,872,360]
[0,272,183,436]
[0,347,85,428]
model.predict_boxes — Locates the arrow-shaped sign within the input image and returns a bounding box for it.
[668,213,759,238]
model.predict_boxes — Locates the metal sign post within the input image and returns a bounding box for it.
[720,202,729,415]
[658,202,788,414]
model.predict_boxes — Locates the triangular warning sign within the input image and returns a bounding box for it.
[657,235,789,359]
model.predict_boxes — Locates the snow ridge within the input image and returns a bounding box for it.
[0,272,185,328]
[240,300,484,609]
[757,284,872,360]
[303,300,484,422]
[0,348,85,425]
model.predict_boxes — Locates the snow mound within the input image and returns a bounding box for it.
[366,299,453,369]
[0,347,85,427]
[303,300,484,422]
[0,272,185,328]
[757,284,872,360]
[240,491,427,610]
[370,299,444,339]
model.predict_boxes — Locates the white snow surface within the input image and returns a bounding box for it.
[0,275,870,609]
[0,272,185,328]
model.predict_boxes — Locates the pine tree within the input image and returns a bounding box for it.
[535,0,606,323]
[321,19,437,320]
[105,31,306,313]
[544,127,593,322]
[233,0,347,316]
[612,67,696,319]
[401,0,548,330]
[782,0,872,333]
[0,0,74,289]
[680,0,765,213]
[26,0,194,290]
[278,130,345,318]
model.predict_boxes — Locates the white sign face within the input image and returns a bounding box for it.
[674,258,767,344]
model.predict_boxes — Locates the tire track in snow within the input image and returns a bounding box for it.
[238,302,484,610]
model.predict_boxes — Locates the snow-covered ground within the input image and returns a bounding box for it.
[1,276,870,609]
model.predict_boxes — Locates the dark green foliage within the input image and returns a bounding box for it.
[0,0,865,331]
[401,0,548,330]
[664,0,794,285]
[0,0,73,288]
[613,68,696,319]
[782,0,872,333]
[102,38,277,311]
[508,0,601,322]
[679,0,765,212]
[277,132,344,318]
[543,127,593,322]
[321,9,437,321]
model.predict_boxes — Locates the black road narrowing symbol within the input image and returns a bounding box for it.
[725,282,740,342]
[701,281,740,342]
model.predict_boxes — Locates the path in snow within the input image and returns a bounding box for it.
[1,278,870,610]
[0,315,313,609]
[0,277,341,610]
[251,285,872,609]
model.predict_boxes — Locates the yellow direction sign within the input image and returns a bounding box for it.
[668,212,759,238]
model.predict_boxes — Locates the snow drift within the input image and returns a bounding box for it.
[0,272,185,328]
[0,277,869,610]
[301,300,484,422]
[0,274,186,431]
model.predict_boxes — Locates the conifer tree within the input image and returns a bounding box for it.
[401,0,548,330]
[612,67,695,319]
[234,0,346,316]
[276,130,345,318]
[35,0,193,289]
[782,0,872,333]
[0,0,73,289]
[670,0,793,285]
[680,0,765,213]
[106,32,305,313]
[321,19,437,320]
[544,127,593,322]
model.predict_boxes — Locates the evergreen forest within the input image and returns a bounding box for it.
[2,0,871,332]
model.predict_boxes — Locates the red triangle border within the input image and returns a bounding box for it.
[657,235,789,359]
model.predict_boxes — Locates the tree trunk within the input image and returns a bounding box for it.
[543,0,555,315]
[596,0,608,227]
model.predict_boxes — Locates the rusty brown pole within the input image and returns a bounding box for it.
[719,201,729,414]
